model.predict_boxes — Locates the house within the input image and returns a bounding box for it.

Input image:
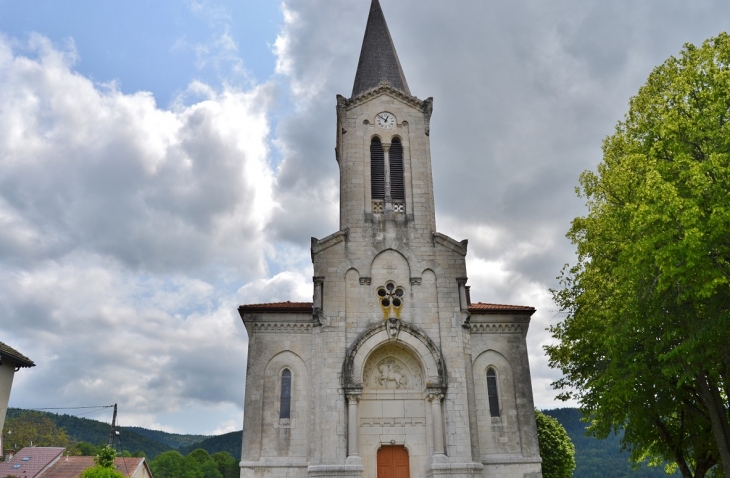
[41,456,153,478]
[0,341,35,455]
[0,447,64,477]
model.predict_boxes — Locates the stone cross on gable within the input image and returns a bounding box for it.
[383,261,397,274]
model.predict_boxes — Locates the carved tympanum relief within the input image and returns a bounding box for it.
[362,345,424,391]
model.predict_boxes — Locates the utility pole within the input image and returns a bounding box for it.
[108,404,118,448]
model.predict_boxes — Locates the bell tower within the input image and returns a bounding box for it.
[336,0,436,237]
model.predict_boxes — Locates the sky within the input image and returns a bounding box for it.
[0,0,729,436]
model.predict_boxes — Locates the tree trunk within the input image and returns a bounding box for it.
[697,373,730,478]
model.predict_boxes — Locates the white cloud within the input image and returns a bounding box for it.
[0,34,274,428]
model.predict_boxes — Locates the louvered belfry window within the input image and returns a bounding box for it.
[370,138,386,200]
[280,369,292,419]
[389,138,405,200]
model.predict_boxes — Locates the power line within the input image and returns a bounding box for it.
[28,405,115,411]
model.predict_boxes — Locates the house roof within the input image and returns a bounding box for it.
[239,302,313,314]
[41,456,147,478]
[468,302,536,315]
[0,447,64,477]
[351,0,410,97]
[0,341,35,368]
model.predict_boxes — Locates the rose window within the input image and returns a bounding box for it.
[377,282,404,319]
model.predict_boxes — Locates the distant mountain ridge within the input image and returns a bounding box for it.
[124,426,209,450]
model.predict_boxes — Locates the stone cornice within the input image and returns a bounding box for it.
[250,322,313,334]
[469,322,526,334]
[345,82,425,111]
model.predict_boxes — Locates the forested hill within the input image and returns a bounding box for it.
[4,408,240,460]
[124,426,209,450]
[543,408,678,478]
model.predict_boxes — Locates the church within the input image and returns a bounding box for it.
[238,2,543,477]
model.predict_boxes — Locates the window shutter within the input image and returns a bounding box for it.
[389,139,404,200]
[371,138,385,200]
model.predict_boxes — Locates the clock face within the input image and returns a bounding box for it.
[375,112,396,129]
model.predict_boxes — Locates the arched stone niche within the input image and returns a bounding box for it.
[261,350,309,458]
[362,342,424,391]
[342,319,447,391]
[371,249,410,288]
[472,350,522,457]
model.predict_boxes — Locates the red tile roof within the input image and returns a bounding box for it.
[468,302,536,315]
[0,341,35,368]
[40,456,146,478]
[239,301,313,313]
[0,447,64,477]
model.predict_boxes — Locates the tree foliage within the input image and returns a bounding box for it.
[95,446,117,468]
[80,467,124,478]
[149,449,237,478]
[537,409,576,478]
[2,411,69,448]
[547,33,730,478]
[79,446,124,478]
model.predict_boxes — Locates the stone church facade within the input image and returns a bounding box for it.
[238,2,543,477]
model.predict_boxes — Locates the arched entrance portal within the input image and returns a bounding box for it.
[377,445,410,478]
[342,319,448,478]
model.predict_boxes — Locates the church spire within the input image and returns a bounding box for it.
[351,0,411,98]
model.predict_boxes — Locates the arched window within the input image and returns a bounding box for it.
[280,369,292,419]
[487,368,500,417]
[370,138,385,200]
[389,138,404,200]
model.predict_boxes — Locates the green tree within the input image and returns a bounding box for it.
[186,449,222,478]
[79,446,124,478]
[547,33,730,478]
[212,451,239,478]
[3,411,69,448]
[150,450,202,478]
[536,409,576,478]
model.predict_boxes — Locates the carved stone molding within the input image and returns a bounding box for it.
[345,82,426,111]
[313,307,328,327]
[422,97,434,136]
[360,417,425,427]
[469,323,525,334]
[410,277,422,286]
[359,277,372,285]
[362,346,424,391]
[342,319,447,390]
[252,322,313,333]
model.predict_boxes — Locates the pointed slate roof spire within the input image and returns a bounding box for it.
[352,0,411,97]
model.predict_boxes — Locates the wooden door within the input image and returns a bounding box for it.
[377,445,410,478]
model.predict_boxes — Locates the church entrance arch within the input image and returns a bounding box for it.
[377,445,410,478]
[343,319,447,477]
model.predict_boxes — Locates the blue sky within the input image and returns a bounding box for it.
[0,0,280,104]
[1,0,729,436]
